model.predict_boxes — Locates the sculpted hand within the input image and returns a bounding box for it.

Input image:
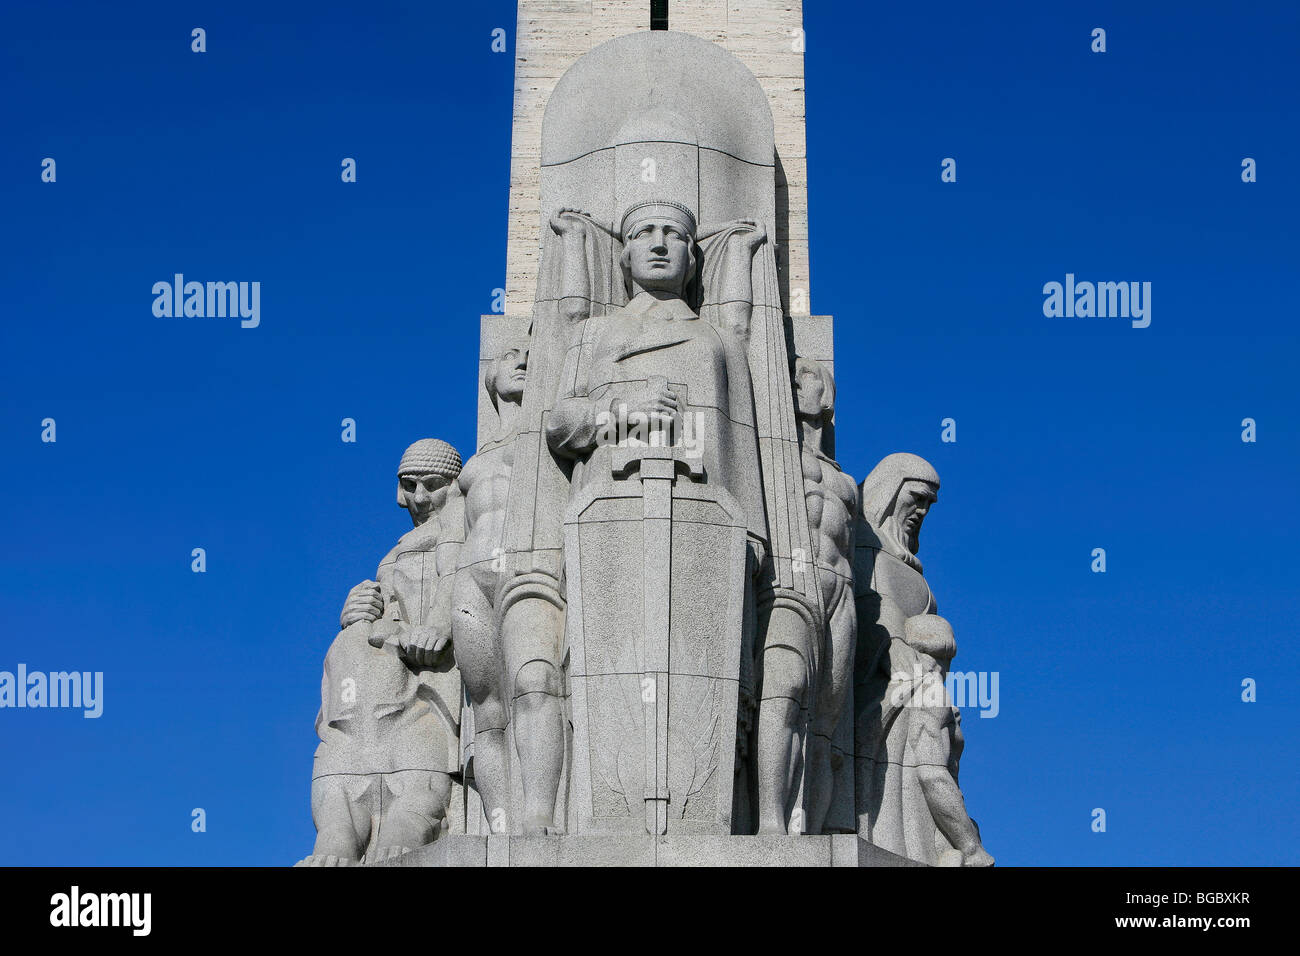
[550,207,594,236]
[734,218,767,251]
[369,617,402,650]
[614,385,680,434]
[340,580,384,629]
[400,626,451,668]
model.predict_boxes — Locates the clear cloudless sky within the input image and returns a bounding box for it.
[1,0,1296,865]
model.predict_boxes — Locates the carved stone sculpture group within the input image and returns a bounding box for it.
[298,29,993,867]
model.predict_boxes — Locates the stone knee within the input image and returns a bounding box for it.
[390,777,451,825]
[474,697,509,735]
[513,658,561,703]
[453,578,500,683]
[310,773,368,860]
[379,772,452,851]
[760,644,808,707]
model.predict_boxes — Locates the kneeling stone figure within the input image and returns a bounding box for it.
[299,439,464,866]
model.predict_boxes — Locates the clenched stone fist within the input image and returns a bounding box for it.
[340,579,384,629]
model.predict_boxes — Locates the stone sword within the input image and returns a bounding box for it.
[609,375,702,834]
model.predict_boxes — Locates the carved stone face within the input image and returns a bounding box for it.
[398,474,452,527]
[891,480,938,555]
[624,217,695,295]
[492,347,528,406]
[794,358,830,420]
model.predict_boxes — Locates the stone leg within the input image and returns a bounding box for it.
[910,711,993,867]
[804,582,856,834]
[452,570,511,831]
[369,770,452,860]
[754,600,814,835]
[501,593,566,835]
[300,772,370,866]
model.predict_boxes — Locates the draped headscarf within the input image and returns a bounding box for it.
[858,453,939,572]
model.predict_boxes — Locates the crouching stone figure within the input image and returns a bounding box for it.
[299,439,465,866]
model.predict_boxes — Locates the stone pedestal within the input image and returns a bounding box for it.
[369,834,923,868]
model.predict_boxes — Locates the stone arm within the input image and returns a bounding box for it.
[546,323,675,461]
[871,591,910,678]
[369,562,450,670]
[427,490,465,645]
[550,208,604,326]
[337,541,400,639]
[716,318,771,554]
[545,333,604,460]
[703,220,768,347]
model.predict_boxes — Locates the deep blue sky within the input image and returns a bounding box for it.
[1,1,1296,865]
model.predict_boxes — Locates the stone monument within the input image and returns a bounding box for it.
[300,0,994,867]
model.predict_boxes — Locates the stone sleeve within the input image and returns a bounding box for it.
[544,334,603,460]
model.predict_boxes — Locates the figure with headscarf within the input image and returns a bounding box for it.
[851,453,993,866]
